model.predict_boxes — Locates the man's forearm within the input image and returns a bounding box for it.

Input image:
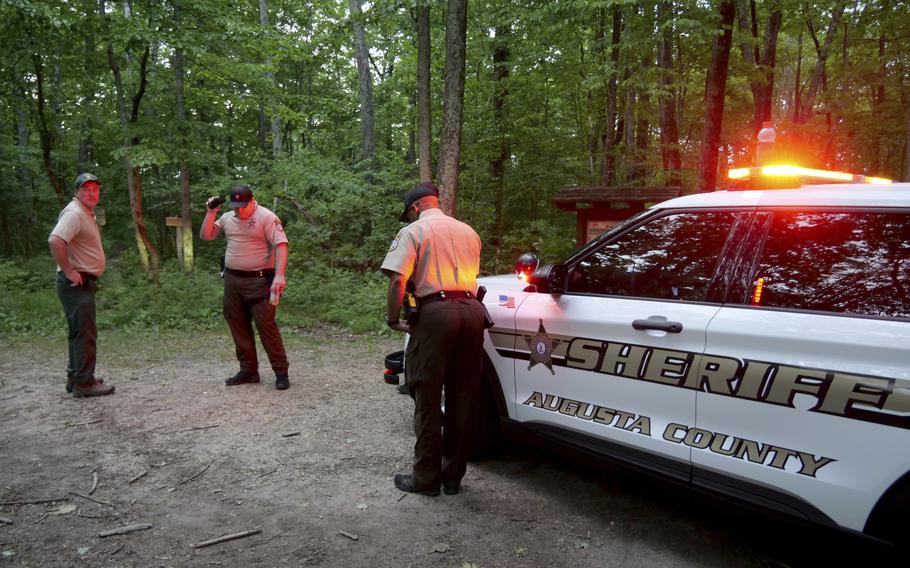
[199,210,218,240]
[386,274,406,322]
[274,243,288,277]
[48,237,72,273]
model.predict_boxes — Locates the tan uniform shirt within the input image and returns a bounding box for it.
[50,199,106,276]
[214,203,288,271]
[381,208,481,298]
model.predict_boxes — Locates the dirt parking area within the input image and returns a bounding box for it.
[0,327,897,567]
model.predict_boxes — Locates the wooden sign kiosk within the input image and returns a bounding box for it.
[552,186,680,246]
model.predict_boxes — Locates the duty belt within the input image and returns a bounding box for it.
[417,290,474,307]
[225,267,275,278]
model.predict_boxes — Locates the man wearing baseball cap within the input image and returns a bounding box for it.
[200,184,291,390]
[48,173,115,397]
[381,182,485,497]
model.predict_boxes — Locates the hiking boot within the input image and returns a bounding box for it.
[443,483,461,495]
[275,373,290,390]
[73,381,115,398]
[66,377,103,393]
[225,371,260,386]
[393,473,439,497]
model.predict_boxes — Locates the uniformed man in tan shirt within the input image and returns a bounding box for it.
[48,173,115,397]
[200,184,291,390]
[381,182,486,496]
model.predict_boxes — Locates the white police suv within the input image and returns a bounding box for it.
[471,173,909,544]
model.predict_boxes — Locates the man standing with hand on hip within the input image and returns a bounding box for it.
[200,184,291,390]
[381,182,486,496]
[49,173,115,398]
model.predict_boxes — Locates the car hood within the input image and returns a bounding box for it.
[477,273,528,293]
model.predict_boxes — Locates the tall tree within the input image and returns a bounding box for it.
[796,2,847,124]
[416,0,432,183]
[697,0,736,193]
[437,0,467,216]
[173,0,193,272]
[657,0,681,185]
[491,22,511,270]
[601,5,622,186]
[260,0,282,157]
[350,0,375,175]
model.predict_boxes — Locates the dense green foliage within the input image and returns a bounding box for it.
[1,0,908,334]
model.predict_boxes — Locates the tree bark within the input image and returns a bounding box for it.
[697,0,735,193]
[904,107,910,182]
[173,1,194,272]
[437,0,467,217]
[491,23,510,272]
[796,2,846,124]
[350,0,375,176]
[657,1,680,186]
[33,54,66,208]
[104,0,159,285]
[416,1,432,183]
[260,0,282,157]
[601,6,622,186]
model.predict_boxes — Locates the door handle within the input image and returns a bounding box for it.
[632,318,683,333]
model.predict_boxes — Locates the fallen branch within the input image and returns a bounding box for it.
[89,472,99,495]
[163,424,220,435]
[70,491,113,507]
[69,419,104,428]
[176,463,210,487]
[0,497,68,506]
[110,542,124,556]
[98,523,153,538]
[0,517,13,525]
[281,431,300,438]
[127,471,148,484]
[339,530,359,541]
[192,528,261,549]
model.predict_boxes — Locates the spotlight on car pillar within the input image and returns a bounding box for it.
[515,252,539,282]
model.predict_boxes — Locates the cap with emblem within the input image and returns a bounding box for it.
[400,182,439,222]
[74,173,99,190]
[229,184,253,208]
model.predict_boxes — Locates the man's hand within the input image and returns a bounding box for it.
[389,321,411,334]
[270,274,286,299]
[206,195,225,211]
[64,268,83,287]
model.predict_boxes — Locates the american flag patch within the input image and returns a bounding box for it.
[499,295,515,308]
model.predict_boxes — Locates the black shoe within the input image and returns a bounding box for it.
[73,381,115,398]
[443,483,460,495]
[66,377,103,394]
[225,371,260,386]
[275,373,289,390]
[394,474,439,497]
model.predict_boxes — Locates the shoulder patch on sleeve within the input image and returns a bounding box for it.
[388,235,400,252]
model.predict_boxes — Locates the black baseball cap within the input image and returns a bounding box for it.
[400,182,439,221]
[74,173,99,189]
[229,185,253,208]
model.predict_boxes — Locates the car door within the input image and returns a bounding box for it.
[694,208,910,532]
[511,209,754,480]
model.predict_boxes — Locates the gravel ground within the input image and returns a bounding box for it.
[0,326,898,567]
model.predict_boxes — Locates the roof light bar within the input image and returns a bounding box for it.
[726,164,892,185]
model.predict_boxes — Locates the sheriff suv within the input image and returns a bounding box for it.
[468,177,909,544]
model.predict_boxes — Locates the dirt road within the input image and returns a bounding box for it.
[0,327,895,567]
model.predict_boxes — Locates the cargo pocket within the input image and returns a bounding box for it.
[404,334,422,389]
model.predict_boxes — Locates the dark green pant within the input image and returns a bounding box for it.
[222,272,289,376]
[56,272,98,387]
[404,298,486,490]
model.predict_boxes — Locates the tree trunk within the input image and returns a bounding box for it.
[601,6,622,186]
[657,1,681,186]
[350,0,375,176]
[16,76,35,257]
[173,1,194,272]
[697,0,735,193]
[77,35,95,173]
[259,0,282,157]
[416,1,432,183]
[491,23,510,272]
[757,4,782,125]
[796,2,846,124]
[437,0,467,217]
[105,0,159,285]
[904,107,910,182]
[32,54,66,208]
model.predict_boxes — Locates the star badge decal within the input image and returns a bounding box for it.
[248,218,257,229]
[524,319,560,375]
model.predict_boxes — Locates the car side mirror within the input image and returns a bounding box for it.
[547,263,568,294]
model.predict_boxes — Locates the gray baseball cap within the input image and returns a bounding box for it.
[229,185,253,208]
[74,173,99,189]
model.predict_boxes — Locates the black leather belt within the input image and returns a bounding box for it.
[417,290,473,307]
[225,267,275,278]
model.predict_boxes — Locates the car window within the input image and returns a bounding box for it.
[568,211,740,301]
[750,211,910,318]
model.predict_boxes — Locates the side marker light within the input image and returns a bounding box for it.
[752,277,765,305]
